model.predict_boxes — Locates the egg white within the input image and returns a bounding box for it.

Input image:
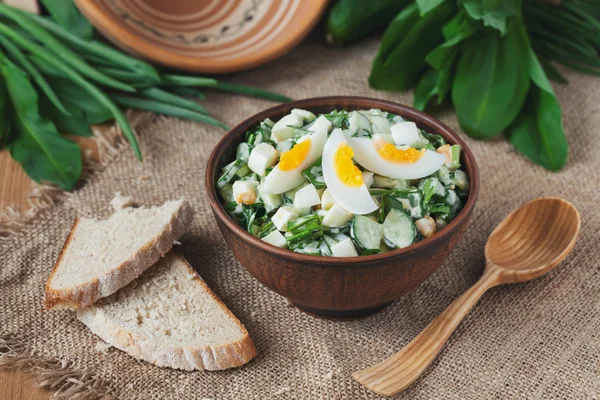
[262,116,331,194]
[347,137,446,180]
[322,129,378,215]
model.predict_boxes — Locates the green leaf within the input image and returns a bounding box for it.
[414,68,441,111]
[435,55,457,104]
[110,94,229,130]
[0,72,11,147]
[28,13,159,81]
[0,34,70,116]
[169,86,206,100]
[505,49,568,171]
[442,10,477,40]
[47,77,112,125]
[417,0,447,16]
[426,12,476,69]
[538,55,568,84]
[451,21,530,138]
[413,52,457,111]
[40,0,93,40]
[8,119,82,190]
[0,53,81,190]
[377,4,421,58]
[369,2,457,91]
[140,87,208,114]
[461,0,521,36]
[213,82,292,103]
[39,94,92,137]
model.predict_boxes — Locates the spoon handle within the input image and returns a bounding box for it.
[353,267,501,397]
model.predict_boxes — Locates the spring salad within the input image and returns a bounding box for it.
[217,108,469,257]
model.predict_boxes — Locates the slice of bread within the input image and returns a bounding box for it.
[76,253,257,371]
[44,199,194,310]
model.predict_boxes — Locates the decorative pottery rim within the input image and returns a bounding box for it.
[205,96,480,266]
[75,0,329,74]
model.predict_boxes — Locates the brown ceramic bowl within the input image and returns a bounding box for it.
[206,97,479,319]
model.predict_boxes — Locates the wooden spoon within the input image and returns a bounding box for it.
[353,197,580,396]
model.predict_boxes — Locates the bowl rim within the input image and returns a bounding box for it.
[75,0,329,74]
[205,96,479,267]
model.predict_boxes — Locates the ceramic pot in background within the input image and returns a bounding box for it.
[75,0,328,74]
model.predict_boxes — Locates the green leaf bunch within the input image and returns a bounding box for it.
[0,1,290,190]
[368,0,597,171]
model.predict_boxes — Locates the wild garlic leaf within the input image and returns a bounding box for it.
[426,13,476,69]
[505,86,567,171]
[29,56,111,124]
[0,72,11,147]
[461,0,521,36]
[442,10,477,40]
[374,4,421,64]
[41,0,94,40]
[414,48,458,111]
[435,54,457,104]
[538,56,568,84]
[414,68,441,111]
[0,53,81,190]
[47,77,113,125]
[451,20,530,138]
[505,24,568,171]
[39,94,93,137]
[416,0,447,16]
[0,35,70,116]
[369,2,456,91]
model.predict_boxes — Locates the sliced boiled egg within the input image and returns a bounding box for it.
[347,136,446,180]
[262,116,331,194]
[322,129,378,215]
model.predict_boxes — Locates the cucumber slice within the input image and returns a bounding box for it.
[348,110,372,137]
[451,169,469,192]
[257,183,282,212]
[319,238,333,256]
[218,183,235,203]
[370,115,392,135]
[373,174,401,189]
[351,215,383,251]
[254,131,265,144]
[383,209,416,249]
[236,142,251,163]
[387,113,404,125]
[236,164,251,178]
[437,165,453,186]
[217,159,244,189]
[323,234,338,247]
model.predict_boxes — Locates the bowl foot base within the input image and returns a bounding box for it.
[291,301,393,320]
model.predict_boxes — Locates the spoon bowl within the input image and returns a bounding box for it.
[485,198,580,280]
[353,197,580,396]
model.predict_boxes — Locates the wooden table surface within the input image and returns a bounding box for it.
[1,137,98,399]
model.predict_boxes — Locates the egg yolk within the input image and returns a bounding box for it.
[279,139,311,171]
[375,140,423,164]
[334,144,363,187]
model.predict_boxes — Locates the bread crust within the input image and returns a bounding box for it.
[76,255,257,371]
[44,202,194,310]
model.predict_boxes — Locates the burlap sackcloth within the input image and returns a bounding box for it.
[1,37,599,400]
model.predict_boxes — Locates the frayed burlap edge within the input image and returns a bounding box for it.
[0,111,156,399]
[0,335,115,400]
[0,111,154,247]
